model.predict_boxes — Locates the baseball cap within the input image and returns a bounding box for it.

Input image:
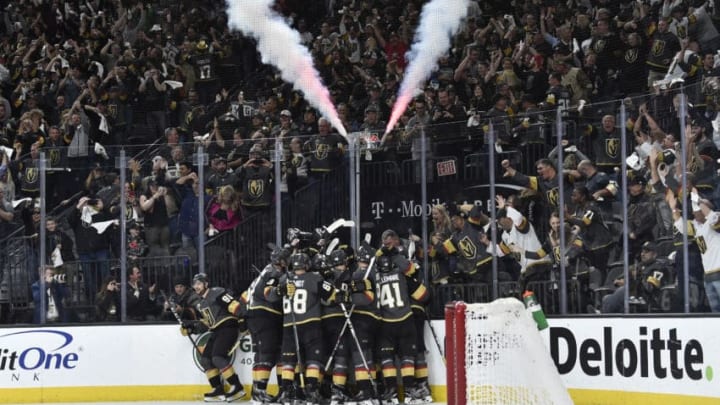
[641,241,657,252]
[628,175,647,186]
[280,109,292,118]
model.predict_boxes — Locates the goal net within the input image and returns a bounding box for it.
[445,298,573,405]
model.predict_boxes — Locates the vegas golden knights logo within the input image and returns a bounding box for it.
[248,179,264,198]
[108,104,118,119]
[546,188,560,207]
[624,49,638,63]
[652,40,665,57]
[49,149,60,166]
[605,138,619,158]
[553,246,562,263]
[696,235,707,254]
[292,155,302,167]
[593,39,606,53]
[26,167,38,183]
[458,236,477,259]
[677,25,686,39]
[315,143,329,160]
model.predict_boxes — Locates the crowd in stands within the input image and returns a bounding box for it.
[1,0,720,323]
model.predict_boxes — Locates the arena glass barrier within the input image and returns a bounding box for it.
[4,81,716,325]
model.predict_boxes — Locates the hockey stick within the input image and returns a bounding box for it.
[288,285,305,389]
[161,290,201,353]
[425,310,445,365]
[323,256,376,371]
[323,303,354,373]
[338,301,380,400]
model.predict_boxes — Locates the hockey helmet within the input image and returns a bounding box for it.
[376,255,393,273]
[356,243,376,263]
[192,273,209,284]
[329,250,347,267]
[290,253,310,270]
[271,247,291,265]
[312,253,331,272]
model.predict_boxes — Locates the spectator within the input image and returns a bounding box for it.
[69,196,112,300]
[161,277,198,321]
[305,117,348,179]
[46,216,75,267]
[127,222,148,260]
[430,87,467,156]
[137,66,167,141]
[601,241,672,313]
[206,185,242,236]
[139,179,170,257]
[125,264,159,322]
[234,144,273,214]
[0,182,15,240]
[582,114,622,173]
[176,171,210,250]
[627,175,657,260]
[646,18,680,88]
[95,275,121,322]
[566,185,615,279]
[281,137,309,199]
[32,267,70,323]
[205,155,236,196]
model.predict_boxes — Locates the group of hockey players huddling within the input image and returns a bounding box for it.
[243,224,432,405]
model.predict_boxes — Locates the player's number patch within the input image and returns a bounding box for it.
[379,282,405,309]
[283,289,308,314]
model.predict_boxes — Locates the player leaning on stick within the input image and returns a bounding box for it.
[181,273,247,402]
[245,247,290,404]
[267,252,337,405]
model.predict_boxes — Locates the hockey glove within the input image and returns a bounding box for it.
[286,282,297,297]
[276,283,287,297]
[180,321,194,336]
[380,246,398,257]
[237,318,249,336]
[351,279,371,292]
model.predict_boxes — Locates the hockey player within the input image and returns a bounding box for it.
[374,254,429,404]
[322,249,354,405]
[380,229,433,403]
[181,273,247,402]
[246,247,290,403]
[267,253,336,405]
[346,244,381,404]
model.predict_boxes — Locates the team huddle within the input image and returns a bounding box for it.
[180,226,434,405]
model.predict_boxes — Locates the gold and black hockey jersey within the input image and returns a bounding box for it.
[194,286,244,330]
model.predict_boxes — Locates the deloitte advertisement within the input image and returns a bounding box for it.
[547,318,720,398]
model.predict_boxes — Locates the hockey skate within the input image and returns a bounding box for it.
[251,385,276,404]
[348,389,379,405]
[304,387,324,405]
[380,386,399,405]
[274,386,298,405]
[330,384,351,405]
[405,381,432,404]
[204,386,227,402]
[225,383,246,402]
[403,386,432,404]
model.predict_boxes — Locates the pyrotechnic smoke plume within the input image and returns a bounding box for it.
[385,0,469,135]
[225,0,347,137]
